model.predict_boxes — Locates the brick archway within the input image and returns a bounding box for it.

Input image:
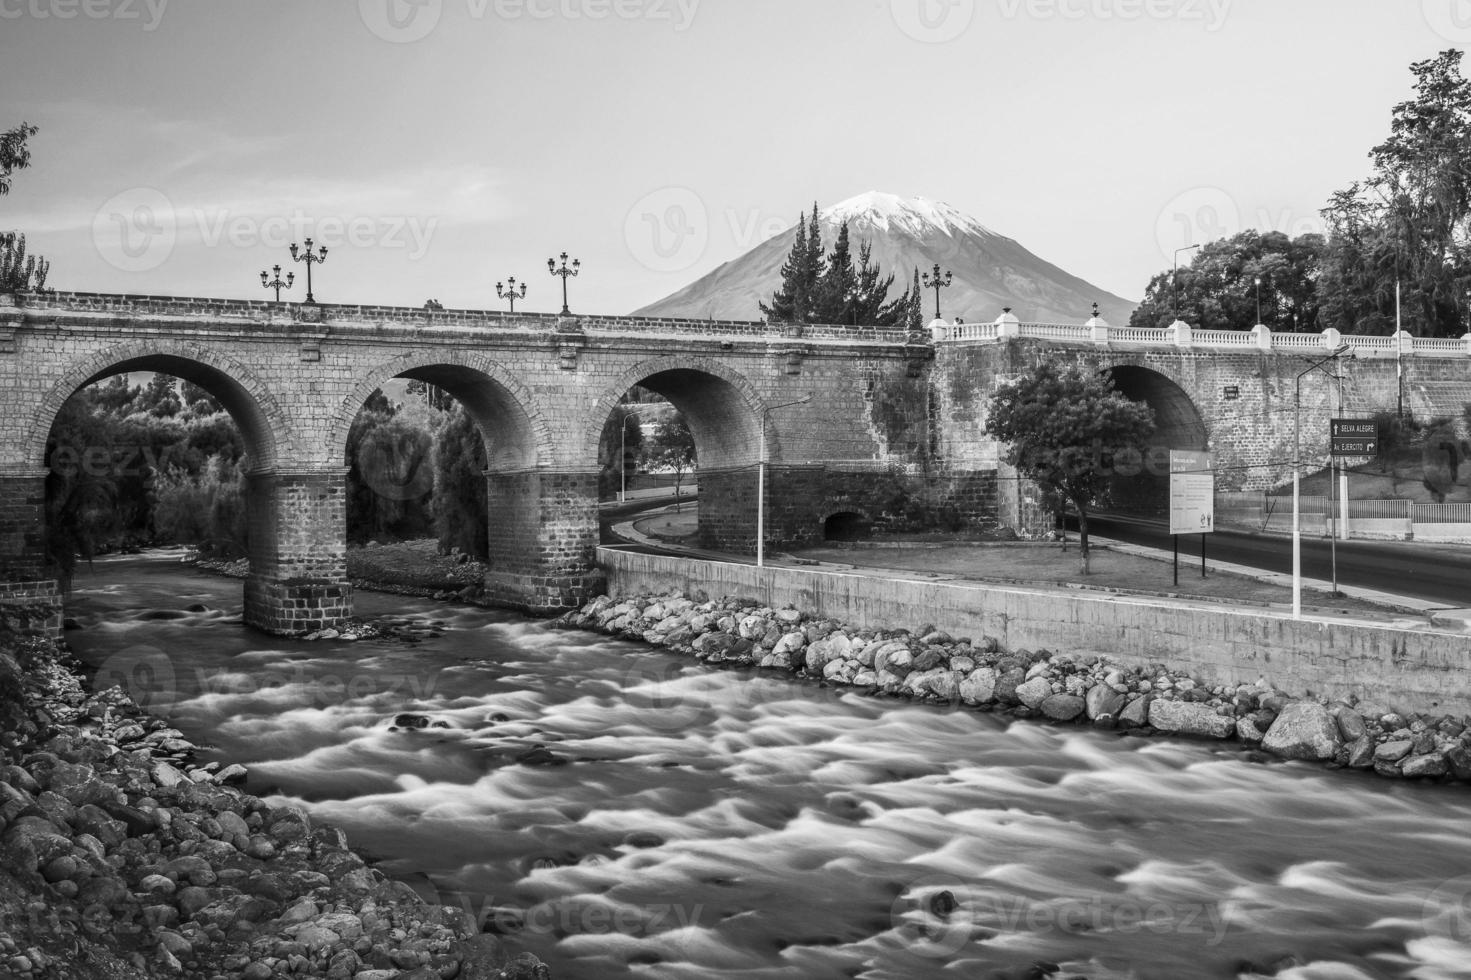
[584,355,768,470]
[331,351,554,469]
[28,339,294,470]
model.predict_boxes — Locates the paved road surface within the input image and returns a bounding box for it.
[1083,514,1469,607]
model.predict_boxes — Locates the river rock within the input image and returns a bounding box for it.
[958,668,997,705]
[994,668,1026,705]
[1444,743,1471,780]
[1402,752,1449,779]
[1375,740,1414,764]
[1332,708,1367,743]
[1236,717,1265,743]
[1040,694,1086,722]
[1261,702,1340,761]
[1085,686,1126,724]
[1345,736,1375,769]
[1147,700,1234,739]
[1118,694,1153,729]
[1015,677,1053,710]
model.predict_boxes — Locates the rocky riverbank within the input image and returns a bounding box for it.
[559,591,1471,784]
[0,615,550,980]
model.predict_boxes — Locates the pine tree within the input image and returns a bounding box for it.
[905,268,924,332]
[759,209,810,323]
[814,221,857,324]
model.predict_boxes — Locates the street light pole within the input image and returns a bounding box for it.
[921,264,953,321]
[756,392,813,567]
[618,410,640,503]
[1173,244,1201,322]
[1292,343,1353,619]
[1255,276,1262,325]
[289,238,328,304]
[496,277,527,313]
[260,265,293,302]
[548,252,580,315]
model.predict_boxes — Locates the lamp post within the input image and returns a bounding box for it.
[260,265,293,302]
[1292,343,1353,620]
[618,410,640,503]
[1254,276,1262,325]
[289,238,328,304]
[922,264,953,321]
[1173,244,1200,321]
[496,277,526,313]
[756,392,813,567]
[548,252,579,315]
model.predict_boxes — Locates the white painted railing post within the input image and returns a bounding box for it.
[1463,332,1471,356]
[929,317,950,341]
[995,307,1020,339]
[1251,323,1272,350]
[1320,327,1341,350]
[1394,329,1413,355]
[1086,310,1109,345]
[1169,319,1192,347]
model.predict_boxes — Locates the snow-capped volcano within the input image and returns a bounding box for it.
[633,191,1136,325]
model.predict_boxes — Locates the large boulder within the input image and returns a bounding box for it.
[1085,686,1126,724]
[958,668,997,705]
[1014,677,1053,710]
[1147,700,1234,739]
[1261,702,1341,761]
[1040,694,1086,722]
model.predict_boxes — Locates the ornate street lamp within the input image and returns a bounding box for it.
[922,263,953,321]
[1292,343,1353,620]
[548,252,580,315]
[289,238,328,304]
[260,264,293,302]
[618,410,640,503]
[496,277,527,313]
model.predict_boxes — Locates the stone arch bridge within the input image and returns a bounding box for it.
[2,293,1467,634]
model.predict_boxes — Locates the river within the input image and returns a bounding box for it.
[61,552,1471,980]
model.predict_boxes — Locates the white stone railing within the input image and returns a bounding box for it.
[933,313,1471,357]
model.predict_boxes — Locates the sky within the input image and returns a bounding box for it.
[1,0,1468,317]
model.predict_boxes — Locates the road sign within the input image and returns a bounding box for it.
[1169,450,1214,535]
[1330,419,1378,457]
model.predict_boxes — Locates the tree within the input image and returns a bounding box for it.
[986,365,1155,573]
[1129,230,1324,332]
[642,412,696,511]
[431,404,489,559]
[1317,50,1471,337]
[813,221,856,324]
[0,122,37,197]
[1,123,51,292]
[761,206,821,324]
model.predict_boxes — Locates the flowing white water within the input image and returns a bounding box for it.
[63,553,1471,980]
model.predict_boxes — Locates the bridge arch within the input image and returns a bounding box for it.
[584,355,768,469]
[1100,363,1209,515]
[1101,364,1208,453]
[331,351,553,470]
[29,339,294,471]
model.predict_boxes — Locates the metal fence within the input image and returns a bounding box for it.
[1218,492,1471,526]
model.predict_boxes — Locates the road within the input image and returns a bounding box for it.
[1081,513,1470,607]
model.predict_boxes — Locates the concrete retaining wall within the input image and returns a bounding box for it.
[598,547,1471,716]
[1415,523,1471,543]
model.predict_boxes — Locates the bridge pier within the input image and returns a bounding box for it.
[241,467,353,635]
[0,466,61,638]
[481,468,603,614]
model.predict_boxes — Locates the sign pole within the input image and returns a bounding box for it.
[1201,533,1206,578]
[1173,534,1179,586]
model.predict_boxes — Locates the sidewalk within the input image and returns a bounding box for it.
[609,503,1471,635]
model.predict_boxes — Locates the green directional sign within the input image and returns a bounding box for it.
[1330,419,1378,457]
